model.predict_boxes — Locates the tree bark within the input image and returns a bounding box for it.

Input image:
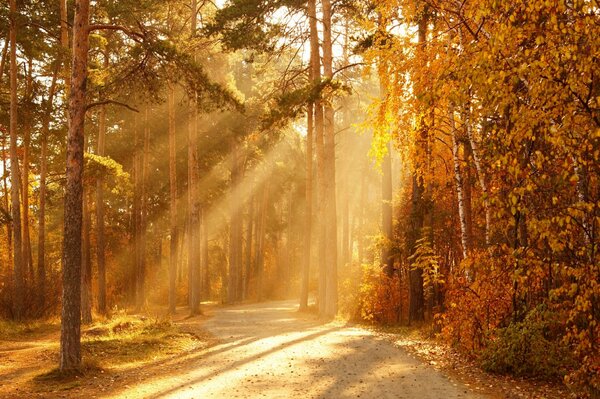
[256,182,268,301]
[228,138,241,304]
[9,0,24,321]
[3,141,13,279]
[135,105,149,311]
[299,102,313,311]
[322,0,338,318]
[188,0,201,315]
[381,142,393,276]
[60,0,71,105]
[450,107,470,260]
[244,197,254,301]
[81,186,92,324]
[168,84,178,314]
[60,0,90,372]
[379,61,394,276]
[133,112,142,309]
[38,66,59,311]
[95,52,108,315]
[22,58,34,283]
[465,116,491,247]
[307,0,327,316]
[201,208,209,299]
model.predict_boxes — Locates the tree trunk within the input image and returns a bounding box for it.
[22,58,34,283]
[81,187,92,324]
[9,0,24,321]
[450,107,470,260]
[38,66,59,310]
[244,197,254,300]
[2,138,13,272]
[60,0,71,102]
[188,101,201,313]
[188,0,201,314]
[299,102,313,310]
[60,0,90,372]
[357,163,367,264]
[465,115,491,247]
[308,0,326,316]
[228,138,243,303]
[0,35,8,85]
[168,84,178,314]
[133,112,142,309]
[135,105,149,311]
[322,0,338,318]
[95,53,108,315]
[381,141,393,276]
[201,208,209,299]
[256,182,268,301]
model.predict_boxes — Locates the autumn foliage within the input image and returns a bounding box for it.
[347,0,600,394]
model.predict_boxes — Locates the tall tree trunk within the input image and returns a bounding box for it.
[244,197,254,300]
[81,186,92,324]
[188,0,201,314]
[322,0,338,318]
[465,116,491,247]
[133,113,142,309]
[228,140,237,303]
[95,52,108,315]
[308,0,326,316]
[201,208,209,299]
[60,0,71,102]
[60,0,90,372]
[228,138,243,303]
[168,85,178,314]
[0,35,8,85]
[38,66,59,310]
[135,106,149,310]
[341,185,350,267]
[22,58,34,283]
[357,163,367,265]
[256,182,268,301]
[188,101,201,313]
[449,107,470,260]
[3,138,14,283]
[381,141,393,276]
[9,0,24,321]
[300,102,313,310]
[379,60,394,276]
[463,140,474,253]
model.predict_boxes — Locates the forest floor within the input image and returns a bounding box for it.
[0,299,572,398]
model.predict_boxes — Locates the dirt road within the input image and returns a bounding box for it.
[111,300,487,399]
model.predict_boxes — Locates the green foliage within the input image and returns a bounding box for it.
[204,0,305,52]
[84,153,131,195]
[480,306,574,380]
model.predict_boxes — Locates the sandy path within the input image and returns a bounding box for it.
[110,300,488,399]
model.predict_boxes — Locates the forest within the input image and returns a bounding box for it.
[0,0,598,398]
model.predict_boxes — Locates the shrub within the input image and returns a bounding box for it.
[480,305,574,380]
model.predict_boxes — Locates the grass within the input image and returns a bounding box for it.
[0,319,59,340]
[81,315,198,367]
[0,312,204,397]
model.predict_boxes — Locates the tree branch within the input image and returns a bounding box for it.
[88,24,145,42]
[333,62,365,77]
[86,100,140,113]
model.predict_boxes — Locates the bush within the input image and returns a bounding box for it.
[480,306,574,380]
